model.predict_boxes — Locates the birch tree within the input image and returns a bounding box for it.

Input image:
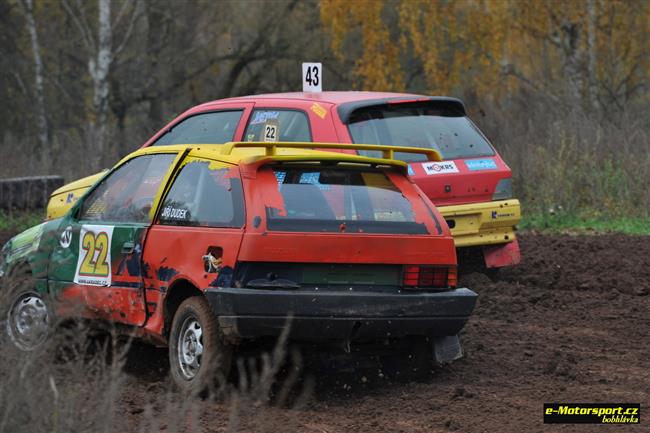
[62,0,140,168]
[18,0,49,165]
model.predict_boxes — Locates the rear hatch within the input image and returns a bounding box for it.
[341,98,513,206]
[238,161,457,290]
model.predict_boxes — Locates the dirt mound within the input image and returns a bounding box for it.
[502,233,650,296]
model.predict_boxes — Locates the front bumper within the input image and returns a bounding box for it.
[438,199,521,248]
[205,287,477,341]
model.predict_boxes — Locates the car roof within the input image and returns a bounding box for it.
[221,91,423,104]
[196,91,460,106]
[191,91,468,122]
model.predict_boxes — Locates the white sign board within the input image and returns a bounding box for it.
[74,224,114,286]
[263,123,278,142]
[302,63,322,92]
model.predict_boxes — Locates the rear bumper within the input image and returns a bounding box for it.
[438,199,521,248]
[205,287,477,341]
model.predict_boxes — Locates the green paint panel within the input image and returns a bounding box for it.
[301,264,401,285]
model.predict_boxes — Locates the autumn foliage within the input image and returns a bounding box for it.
[321,0,649,109]
[321,0,650,218]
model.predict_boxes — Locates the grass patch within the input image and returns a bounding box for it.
[0,209,45,235]
[520,212,650,236]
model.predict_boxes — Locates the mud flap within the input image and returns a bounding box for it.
[483,239,521,268]
[433,335,463,365]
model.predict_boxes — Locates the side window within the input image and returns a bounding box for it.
[244,109,311,142]
[158,158,244,228]
[153,111,243,146]
[80,154,176,223]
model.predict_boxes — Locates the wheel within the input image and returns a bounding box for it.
[168,296,232,395]
[1,272,53,351]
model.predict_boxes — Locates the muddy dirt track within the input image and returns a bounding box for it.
[2,231,649,432]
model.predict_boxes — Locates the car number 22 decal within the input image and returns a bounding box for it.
[74,225,114,286]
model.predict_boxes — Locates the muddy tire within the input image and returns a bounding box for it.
[1,271,53,352]
[169,296,232,396]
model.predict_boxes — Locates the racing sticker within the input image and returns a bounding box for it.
[59,225,72,248]
[422,161,459,175]
[250,110,280,125]
[310,103,327,119]
[161,206,189,220]
[263,121,279,142]
[74,225,114,286]
[465,158,497,171]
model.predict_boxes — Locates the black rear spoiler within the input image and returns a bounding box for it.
[337,96,467,124]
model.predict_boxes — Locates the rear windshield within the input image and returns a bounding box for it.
[348,104,494,161]
[264,167,428,234]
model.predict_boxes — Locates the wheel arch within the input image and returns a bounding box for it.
[163,278,203,337]
[3,260,34,282]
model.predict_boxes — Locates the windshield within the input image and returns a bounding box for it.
[348,104,494,161]
[263,166,428,234]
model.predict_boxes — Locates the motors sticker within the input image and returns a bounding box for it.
[465,158,497,171]
[74,225,114,286]
[422,161,459,175]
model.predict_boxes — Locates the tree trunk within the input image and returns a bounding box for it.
[587,0,598,110]
[20,0,50,168]
[88,0,112,169]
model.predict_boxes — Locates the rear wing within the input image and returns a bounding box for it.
[219,141,441,162]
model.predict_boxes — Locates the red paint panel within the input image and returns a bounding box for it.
[406,156,511,206]
[237,232,456,265]
[85,286,147,324]
[141,225,244,336]
[483,239,521,268]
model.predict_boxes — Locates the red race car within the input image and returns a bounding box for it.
[48,92,521,269]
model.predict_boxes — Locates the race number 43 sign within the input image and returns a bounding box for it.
[302,63,322,92]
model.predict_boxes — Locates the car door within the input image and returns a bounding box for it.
[140,154,246,335]
[48,151,181,326]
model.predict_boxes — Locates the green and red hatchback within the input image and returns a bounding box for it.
[3,142,477,392]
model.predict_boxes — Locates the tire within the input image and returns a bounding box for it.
[168,296,232,395]
[1,271,53,352]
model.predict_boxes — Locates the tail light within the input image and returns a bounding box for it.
[402,265,457,289]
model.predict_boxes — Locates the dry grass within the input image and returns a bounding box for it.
[0,290,309,433]
[475,97,650,219]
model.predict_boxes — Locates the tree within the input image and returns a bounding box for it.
[320,0,650,111]
[18,0,49,165]
[62,0,141,168]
